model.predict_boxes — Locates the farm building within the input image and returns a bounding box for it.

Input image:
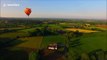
[47,43,66,50]
[48,43,57,50]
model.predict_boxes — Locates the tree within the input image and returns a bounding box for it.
[65,31,83,48]
[65,31,83,60]
[29,28,43,36]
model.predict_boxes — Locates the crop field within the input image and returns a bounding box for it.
[15,36,43,50]
[96,25,107,29]
[65,28,99,33]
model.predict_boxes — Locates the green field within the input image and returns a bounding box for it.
[41,35,66,48]
[0,32,29,38]
[80,31,107,52]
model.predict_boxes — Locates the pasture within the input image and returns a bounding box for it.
[80,31,107,52]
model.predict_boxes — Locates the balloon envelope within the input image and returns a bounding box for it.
[24,8,32,16]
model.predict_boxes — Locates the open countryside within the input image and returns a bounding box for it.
[0,0,107,60]
[0,18,107,60]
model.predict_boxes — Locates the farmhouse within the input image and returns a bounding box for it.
[47,43,66,50]
[48,43,57,50]
[85,24,91,27]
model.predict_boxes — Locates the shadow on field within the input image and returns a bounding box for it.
[0,38,27,49]
[77,49,107,60]
[0,38,29,60]
[0,49,29,60]
[37,47,68,60]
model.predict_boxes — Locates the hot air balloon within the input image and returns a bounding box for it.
[24,8,32,16]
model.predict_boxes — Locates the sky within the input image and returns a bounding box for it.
[0,0,107,19]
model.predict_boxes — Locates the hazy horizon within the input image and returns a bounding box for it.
[1,0,107,19]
